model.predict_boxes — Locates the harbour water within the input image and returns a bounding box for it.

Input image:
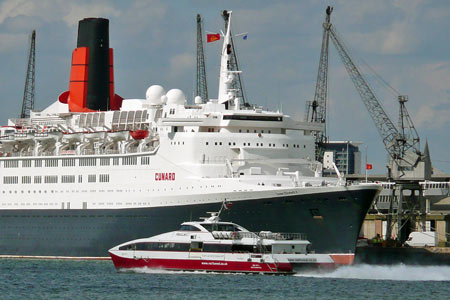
[0,259,449,299]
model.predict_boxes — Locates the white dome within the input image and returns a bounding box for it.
[166,89,186,105]
[145,85,166,105]
[194,96,202,104]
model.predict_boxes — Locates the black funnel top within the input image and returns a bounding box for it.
[77,18,110,111]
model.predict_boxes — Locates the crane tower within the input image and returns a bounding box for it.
[196,14,208,103]
[21,30,36,119]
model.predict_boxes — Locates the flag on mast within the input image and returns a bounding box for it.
[366,163,373,170]
[207,33,220,43]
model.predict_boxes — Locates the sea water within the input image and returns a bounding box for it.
[0,259,449,299]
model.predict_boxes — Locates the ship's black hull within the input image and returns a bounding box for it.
[0,187,378,257]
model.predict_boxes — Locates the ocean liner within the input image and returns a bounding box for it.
[0,12,381,263]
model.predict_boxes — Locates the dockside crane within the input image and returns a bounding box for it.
[316,7,432,241]
[305,6,332,161]
[196,14,209,103]
[21,30,36,119]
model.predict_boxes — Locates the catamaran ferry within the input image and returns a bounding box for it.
[0,12,380,262]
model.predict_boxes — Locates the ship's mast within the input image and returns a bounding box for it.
[218,10,243,110]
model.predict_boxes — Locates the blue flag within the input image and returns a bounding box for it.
[243,34,248,40]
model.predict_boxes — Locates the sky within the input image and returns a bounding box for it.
[0,0,449,175]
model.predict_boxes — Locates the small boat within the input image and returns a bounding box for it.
[109,211,336,274]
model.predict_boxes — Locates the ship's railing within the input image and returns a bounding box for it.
[258,232,307,241]
[212,231,307,241]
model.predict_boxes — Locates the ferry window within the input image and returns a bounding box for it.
[231,244,255,253]
[203,244,232,253]
[246,130,249,133]
[206,142,209,145]
[22,160,32,168]
[239,129,242,133]
[179,225,201,231]
[190,241,203,252]
[233,142,236,146]
[78,175,82,183]
[113,158,119,165]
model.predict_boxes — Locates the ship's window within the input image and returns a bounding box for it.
[22,160,32,168]
[79,158,96,167]
[99,174,110,183]
[34,176,42,184]
[35,159,42,167]
[141,156,150,165]
[178,225,201,231]
[246,130,249,133]
[100,158,110,166]
[61,175,76,183]
[233,142,236,146]
[3,176,18,184]
[309,209,323,219]
[44,176,58,184]
[62,159,76,167]
[203,243,232,253]
[268,130,271,133]
[21,176,32,184]
[45,159,58,167]
[219,142,222,145]
[206,142,208,145]
[113,158,119,165]
[231,244,255,253]
[88,175,96,183]
[4,160,19,168]
[122,157,137,165]
[215,142,217,146]
[190,241,203,252]
[239,129,242,133]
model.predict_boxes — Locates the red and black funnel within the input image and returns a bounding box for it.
[59,18,122,112]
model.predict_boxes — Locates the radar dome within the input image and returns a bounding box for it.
[166,89,186,105]
[145,85,166,105]
[194,96,202,104]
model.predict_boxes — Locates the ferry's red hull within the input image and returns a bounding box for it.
[110,252,293,274]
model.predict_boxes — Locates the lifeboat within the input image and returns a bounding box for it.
[130,129,148,140]
[109,211,336,274]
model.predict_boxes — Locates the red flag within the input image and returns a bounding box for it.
[207,33,220,43]
[366,163,373,170]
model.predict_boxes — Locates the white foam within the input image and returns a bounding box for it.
[295,264,450,281]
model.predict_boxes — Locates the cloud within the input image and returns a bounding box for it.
[0,32,27,52]
[168,53,195,79]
